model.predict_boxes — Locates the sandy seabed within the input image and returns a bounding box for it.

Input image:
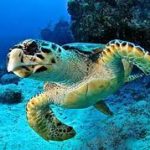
[1,77,150,150]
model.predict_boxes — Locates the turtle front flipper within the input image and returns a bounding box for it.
[26,92,76,141]
[94,101,113,116]
[101,40,150,76]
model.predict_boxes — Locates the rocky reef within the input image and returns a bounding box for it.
[0,84,22,104]
[41,20,74,45]
[68,0,150,49]
[0,73,20,84]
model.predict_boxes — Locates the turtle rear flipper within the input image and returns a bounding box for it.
[26,92,76,141]
[94,101,113,116]
[125,73,144,82]
[101,40,150,76]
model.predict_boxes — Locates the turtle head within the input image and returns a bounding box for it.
[7,39,61,79]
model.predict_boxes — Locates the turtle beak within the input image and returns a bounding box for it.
[7,48,33,78]
[7,62,22,73]
[7,48,24,72]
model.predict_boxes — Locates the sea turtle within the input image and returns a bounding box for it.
[7,39,149,141]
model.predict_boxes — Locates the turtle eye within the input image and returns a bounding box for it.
[23,41,38,55]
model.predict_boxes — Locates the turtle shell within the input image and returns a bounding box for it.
[62,43,105,62]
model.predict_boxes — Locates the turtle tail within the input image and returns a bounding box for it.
[101,39,150,75]
[26,92,76,141]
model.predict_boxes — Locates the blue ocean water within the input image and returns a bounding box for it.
[0,0,69,65]
[0,0,150,150]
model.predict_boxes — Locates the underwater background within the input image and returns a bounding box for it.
[0,0,150,150]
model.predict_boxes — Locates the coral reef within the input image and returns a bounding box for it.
[40,27,53,42]
[68,0,150,49]
[41,20,74,45]
[0,84,22,104]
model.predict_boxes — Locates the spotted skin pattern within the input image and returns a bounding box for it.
[7,39,150,141]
